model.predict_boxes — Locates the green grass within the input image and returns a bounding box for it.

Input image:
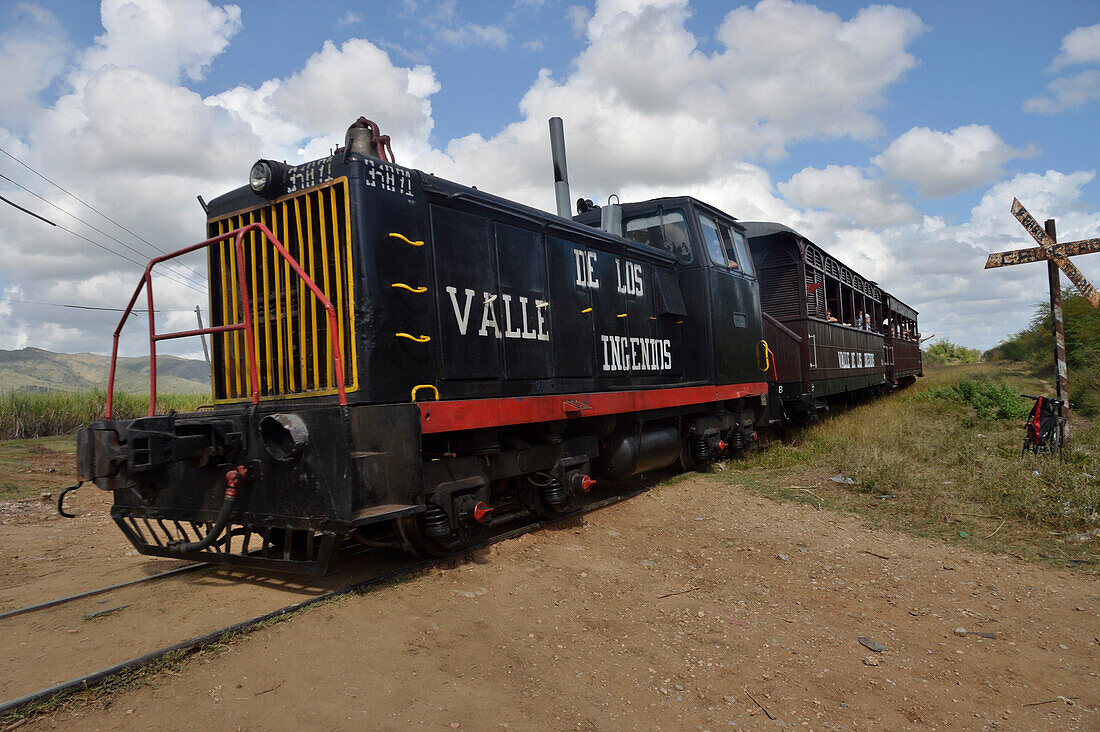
[0,390,208,439]
[713,362,1100,571]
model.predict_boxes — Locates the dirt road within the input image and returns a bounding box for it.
[14,469,1096,730]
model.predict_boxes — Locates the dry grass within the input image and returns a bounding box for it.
[714,363,1100,572]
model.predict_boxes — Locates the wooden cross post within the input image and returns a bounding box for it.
[985,198,1100,423]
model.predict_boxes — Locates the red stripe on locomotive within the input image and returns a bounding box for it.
[418,382,769,434]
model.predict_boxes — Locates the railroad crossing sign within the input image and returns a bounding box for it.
[983,198,1100,424]
[984,198,1099,308]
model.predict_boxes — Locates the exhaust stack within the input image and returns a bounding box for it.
[548,117,572,219]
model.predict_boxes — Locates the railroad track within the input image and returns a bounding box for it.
[0,486,648,720]
[0,562,208,622]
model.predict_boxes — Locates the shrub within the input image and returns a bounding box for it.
[917,374,1030,421]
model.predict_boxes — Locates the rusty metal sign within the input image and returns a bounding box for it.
[985,238,1100,268]
[985,198,1099,308]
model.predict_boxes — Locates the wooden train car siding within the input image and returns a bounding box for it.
[744,221,920,401]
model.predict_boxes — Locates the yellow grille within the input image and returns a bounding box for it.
[207,178,357,401]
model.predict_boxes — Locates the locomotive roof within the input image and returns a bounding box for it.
[418,172,679,265]
[573,196,744,228]
[741,221,918,318]
[206,154,679,267]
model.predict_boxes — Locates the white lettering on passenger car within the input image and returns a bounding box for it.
[837,351,877,369]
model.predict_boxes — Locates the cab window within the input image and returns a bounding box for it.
[730,227,754,277]
[624,209,693,264]
[718,222,754,277]
[698,213,729,268]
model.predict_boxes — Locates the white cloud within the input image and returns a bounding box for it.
[0,4,70,130]
[336,11,362,28]
[435,22,508,49]
[779,165,919,228]
[1024,70,1100,114]
[209,39,440,161]
[710,0,926,150]
[873,125,1037,198]
[422,1,509,49]
[1050,22,1100,71]
[0,0,450,359]
[565,5,591,37]
[871,170,1100,350]
[417,0,927,213]
[79,0,241,84]
[77,67,259,176]
[1025,22,1100,114]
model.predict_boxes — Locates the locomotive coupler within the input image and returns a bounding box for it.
[57,481,84,518]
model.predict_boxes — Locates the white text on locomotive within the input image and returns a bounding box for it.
[445,286,549,341]
[600,334,671,372]
[616,260,644,297]
[574,249,600,289]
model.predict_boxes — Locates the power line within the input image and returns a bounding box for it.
[0,146,209,280]
[0,297,195,313]
[0,170,208,291]
[0,194,208,295]
[0,193,54,226]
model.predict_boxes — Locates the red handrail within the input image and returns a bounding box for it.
[106,223,348,418]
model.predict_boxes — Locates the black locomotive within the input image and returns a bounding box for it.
[74,117,920,573]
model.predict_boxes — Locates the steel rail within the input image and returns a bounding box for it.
[0,563,209,621]
[0,487,647,719]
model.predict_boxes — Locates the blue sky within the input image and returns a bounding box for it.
[1,0,1098,359]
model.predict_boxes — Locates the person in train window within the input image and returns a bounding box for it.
[864,313,872,331]
[856,310,863,328]
[826,309,838,323]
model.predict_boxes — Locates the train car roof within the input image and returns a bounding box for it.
[741,221,919,318]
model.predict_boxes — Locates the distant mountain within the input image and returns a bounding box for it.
[0,347,211,394]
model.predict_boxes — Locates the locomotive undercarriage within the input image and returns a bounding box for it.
[77,397,763,574]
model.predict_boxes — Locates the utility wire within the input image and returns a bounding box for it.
[0,146,210,285]
[0,297,194,313]
[0,170,208,291]
[0,194,208,295]
[0,193,54,226]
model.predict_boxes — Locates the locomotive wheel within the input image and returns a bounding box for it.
[396,515,454,558]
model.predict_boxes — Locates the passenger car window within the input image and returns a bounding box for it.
[624,210,693,264]
[698,213,730,268]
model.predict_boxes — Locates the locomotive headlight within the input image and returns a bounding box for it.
[248,159,287,199]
